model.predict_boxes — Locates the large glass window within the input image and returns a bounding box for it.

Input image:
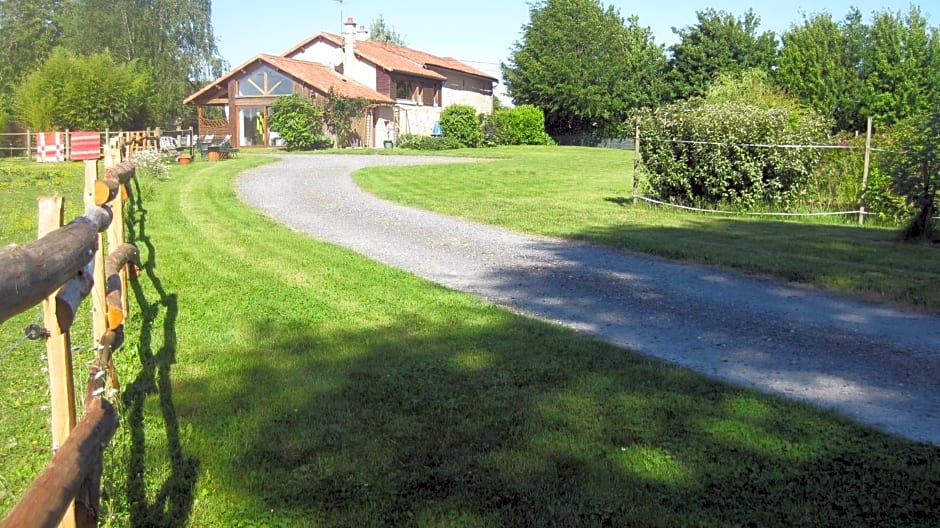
[240,107,266,146]
[238,66,294,97]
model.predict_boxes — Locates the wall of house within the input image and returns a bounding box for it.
[289,41,342,71]
[344,57,377,90]
[397,103,441,137]
[374,106,395,146]
[442,72,494,115]
[290,41,378,91]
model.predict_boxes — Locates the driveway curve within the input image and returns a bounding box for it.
[237,154,940,445]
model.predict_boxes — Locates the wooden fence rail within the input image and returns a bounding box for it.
[0,127,195,161]
[0,155,138,528]
[0,207,111,326]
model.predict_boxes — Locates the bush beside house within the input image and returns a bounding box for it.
[402,104,554,151]
[268,94,330,151]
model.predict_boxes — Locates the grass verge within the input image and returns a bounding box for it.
[1,154,938,526]
[354,146,940,311]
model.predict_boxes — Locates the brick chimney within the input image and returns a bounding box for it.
[356,25,369,42]
[343,17,356,73]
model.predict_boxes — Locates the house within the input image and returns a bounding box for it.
[184,17,497,148]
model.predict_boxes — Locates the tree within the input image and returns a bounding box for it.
[57,0,225,125]
[860,7,936,127]
[268,94,327,151]
[667,9,778,100]
[503,0,668,136]
[320,89,369,147]
[880,110,940,240]
[13,47,152,130]
[0,0,60,98]
[776,11,866,132]
[369,14,406,46]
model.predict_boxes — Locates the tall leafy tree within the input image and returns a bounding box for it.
[667,9,778,100]
[13,47,152,130]
[861,7,935,127]
[57,0,225,125]
[0,0,60,98]
[369,14,406,46]
[503,0,667,136]
[777,11,867,132]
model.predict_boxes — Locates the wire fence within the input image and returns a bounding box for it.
[620,118,936,224]
[642,136,902,154]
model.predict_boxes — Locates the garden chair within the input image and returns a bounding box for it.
[159,136,179,153]
[218,135,239,158]
[197,134,214,160]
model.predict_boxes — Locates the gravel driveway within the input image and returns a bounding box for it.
[238,154,940,445]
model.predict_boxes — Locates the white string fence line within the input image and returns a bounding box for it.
[642,137,901,154]
[0,311,43,363]
[636,196,875,218]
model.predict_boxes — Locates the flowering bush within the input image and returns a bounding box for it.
[130,148,172,180]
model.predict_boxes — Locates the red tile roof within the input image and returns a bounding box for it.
[284,33,497,82]
[260,54,394,102]
[184,54,393,105]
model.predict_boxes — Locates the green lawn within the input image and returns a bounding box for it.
[355,146,940,311]
[1,154,938,526]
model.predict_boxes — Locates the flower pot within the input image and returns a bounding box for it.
[177,155,193,165]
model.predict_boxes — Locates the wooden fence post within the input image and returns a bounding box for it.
[860,117,873,225]
[633,124,641,206]
[36,196,78,528]
[83,161,109,344]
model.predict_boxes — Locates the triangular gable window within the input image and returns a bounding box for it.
[238,65,294,96]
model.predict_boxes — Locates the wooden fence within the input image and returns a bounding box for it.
[0,128,195,161]
[0,151,140,528]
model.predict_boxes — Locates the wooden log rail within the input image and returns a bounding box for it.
[1,158,140,528]
[0,206,112,326]
[99,242,139,380]
[0,375,119,528]
[104,162,135,184]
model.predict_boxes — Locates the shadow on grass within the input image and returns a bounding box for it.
[121,178,199,526]
[584,205,940,308]
[184,310,940,526]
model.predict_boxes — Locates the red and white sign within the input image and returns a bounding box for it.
[35,132,64,163]
[70,131,101,160]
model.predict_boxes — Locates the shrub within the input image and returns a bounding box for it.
[635,101,830,208]
[440,104,481,147]
[480,111,505,147]
[269,94,328,151]
[632,71,831,209]
[498,105,553,146]
[397,134,462,150]
[320,88,369,148]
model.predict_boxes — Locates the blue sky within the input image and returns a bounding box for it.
[212,1,936,97]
